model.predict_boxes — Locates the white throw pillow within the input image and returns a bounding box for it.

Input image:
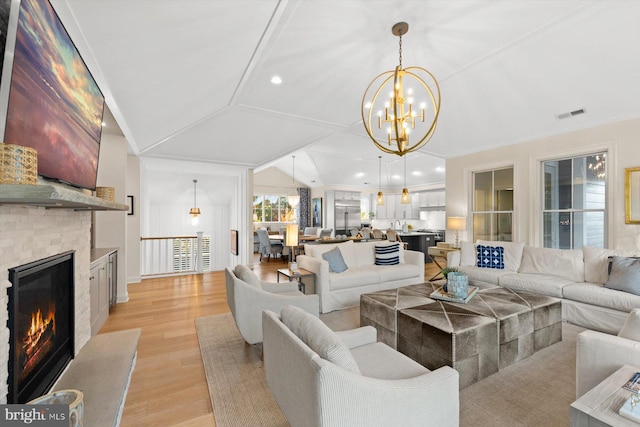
[618,308,640,341]
[476,240,525,272]
[518,246,584,282]
[304,240,354,260]
[281,305,361,374]
[234,264,261,288]
[460,241,476,266]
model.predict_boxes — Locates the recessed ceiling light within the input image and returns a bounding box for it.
[392,174,401,180]
[101,122,106,127]
[356,172,365,178]
[436,166,445,172]
[412,170,422,176]
[270,75,282,85]
[364,102,372,109]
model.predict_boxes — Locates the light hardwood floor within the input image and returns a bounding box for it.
[100,254,441,426]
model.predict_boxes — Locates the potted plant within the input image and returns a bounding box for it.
[440,266,459,292]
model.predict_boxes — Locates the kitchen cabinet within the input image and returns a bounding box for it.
[90,248,118,336]
[419,190,445,208]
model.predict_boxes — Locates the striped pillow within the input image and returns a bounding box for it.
[375,243,400,265]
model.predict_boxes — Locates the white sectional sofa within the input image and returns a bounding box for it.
[297,240,424,313]
[448,241,640,334]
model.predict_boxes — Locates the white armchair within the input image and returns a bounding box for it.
[576,308,640,398]
[224,266,319,344]
[262,306,459,427]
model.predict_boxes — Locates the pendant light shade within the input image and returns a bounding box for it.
[189,179,201,217]
[401,156,410,204]
[377,155,384,205]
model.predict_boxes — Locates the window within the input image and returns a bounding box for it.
[472,167,514,242]
[542,153,606,249]
[253,195,294,222]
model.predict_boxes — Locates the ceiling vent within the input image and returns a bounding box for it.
[556,108,586,120]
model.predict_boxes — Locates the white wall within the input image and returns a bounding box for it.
[126,155,141,285]
[445,117,640,250]
[140,158,250,271]
[94,133,128,302]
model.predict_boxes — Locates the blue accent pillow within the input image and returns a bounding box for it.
[322,247,348,273]
[476,245,505,269]
[375,243,400,265]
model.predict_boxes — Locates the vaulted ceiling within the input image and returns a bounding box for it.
[54,0,640,190]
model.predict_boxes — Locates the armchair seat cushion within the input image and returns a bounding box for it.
[351,342,429,380]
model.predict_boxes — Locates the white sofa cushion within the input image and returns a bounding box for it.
[518,246,584,282]
[457,265,510,285]
[562,283,640,313]
[583,246,640,284]
[476,240,525,272]
[377,264,421,282]
[329,267,381,291]
[304,240,354,259]
[281,305,360,374]
[618,308,640,341]
[460,241,477,266]
[499,272,574,298]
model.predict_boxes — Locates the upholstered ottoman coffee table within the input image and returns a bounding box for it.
[397,301,499,389]
[361,281,563,389]
[461,286,563,369]
[360,283,435,349]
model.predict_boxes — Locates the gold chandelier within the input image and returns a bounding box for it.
[361,22,440,157]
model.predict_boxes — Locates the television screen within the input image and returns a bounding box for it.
[3,0,104,190]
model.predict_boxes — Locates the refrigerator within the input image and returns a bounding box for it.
[334,200,361,236]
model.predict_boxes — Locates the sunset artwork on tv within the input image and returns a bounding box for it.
[3,0,104,190]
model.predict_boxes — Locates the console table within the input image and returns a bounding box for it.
[427,246,460,281]
[277,268,315,294]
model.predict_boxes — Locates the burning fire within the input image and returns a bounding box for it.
[23,307,56,357]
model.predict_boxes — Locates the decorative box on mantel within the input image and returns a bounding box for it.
[0,183,128,211]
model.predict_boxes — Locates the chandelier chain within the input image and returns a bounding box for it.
[398,34,403,69]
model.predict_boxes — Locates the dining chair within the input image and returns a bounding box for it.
[372,229,384,239]
[319,229,333,238]
[257,228,284,262]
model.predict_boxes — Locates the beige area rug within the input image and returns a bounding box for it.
[196,308,584,427]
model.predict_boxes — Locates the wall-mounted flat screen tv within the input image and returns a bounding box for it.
[3,0,104,191]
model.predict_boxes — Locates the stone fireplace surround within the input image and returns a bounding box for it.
[0,205,92,403]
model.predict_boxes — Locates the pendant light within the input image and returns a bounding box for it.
[286,155,300,209]
[401,156,410,204]
[377,156,384,205]
[189,180,201,217]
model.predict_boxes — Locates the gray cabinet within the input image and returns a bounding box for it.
[90,248,118,336]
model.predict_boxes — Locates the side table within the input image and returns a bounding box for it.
[571,364,640,426]
[277,268,315,294]
[427,246,460,281]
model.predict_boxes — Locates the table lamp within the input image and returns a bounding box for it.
[286,223,299,270]
[447,216,466,249]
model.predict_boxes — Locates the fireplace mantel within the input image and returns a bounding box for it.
[0,184,128,211]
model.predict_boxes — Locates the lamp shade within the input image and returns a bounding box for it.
[447,216,467,231]
[285,224,299,247]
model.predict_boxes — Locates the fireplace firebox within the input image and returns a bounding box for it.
[7,251,75,403]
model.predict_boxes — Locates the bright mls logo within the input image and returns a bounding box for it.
[1,405,66,426]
